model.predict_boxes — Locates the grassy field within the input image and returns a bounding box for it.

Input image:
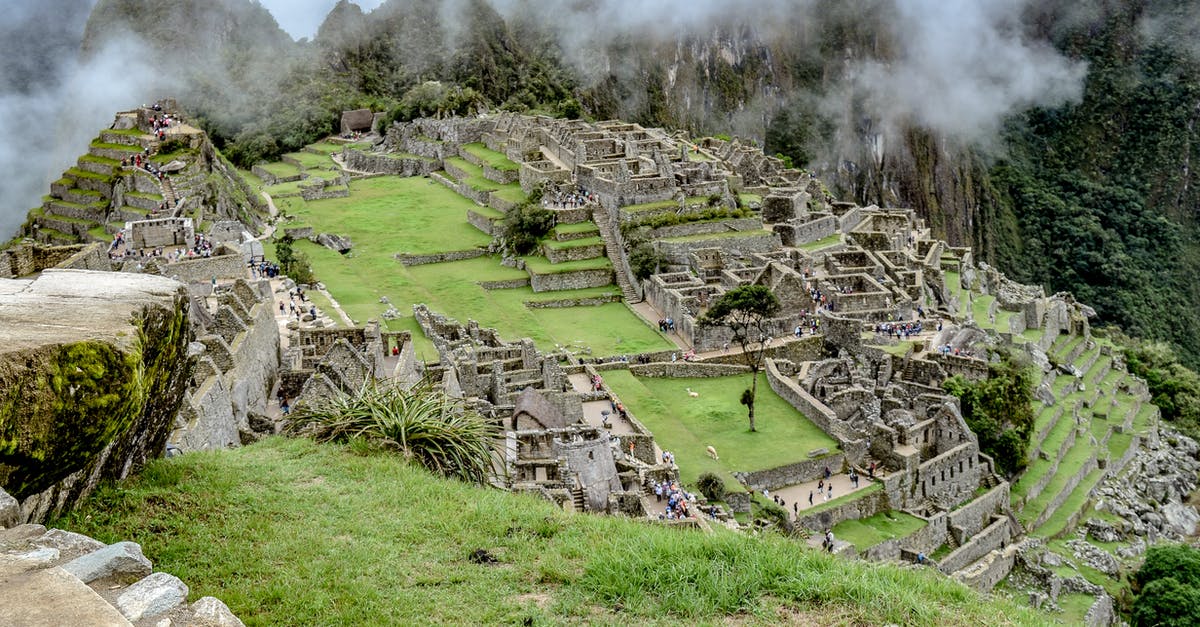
[833,510,927,550]
[55,437,1048,626]
[798,234,843,251]
[265,176,671,357]
[601,371,838,489]
[462,142,520,171]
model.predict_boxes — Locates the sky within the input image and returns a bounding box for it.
[258,0,386,40]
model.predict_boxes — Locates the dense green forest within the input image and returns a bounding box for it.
[82,0,1200,396]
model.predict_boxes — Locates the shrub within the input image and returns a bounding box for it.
[273,234,316,284]
[628,243,664,280]
[502,202,556,255]
[696,472,726,502]
[943,350,1036,475]
[287,381,499,484]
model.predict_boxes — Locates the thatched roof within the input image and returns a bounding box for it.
[512,387,572,430]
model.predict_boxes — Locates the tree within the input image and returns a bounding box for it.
[699,285,781,432]
[942,351,1036,476]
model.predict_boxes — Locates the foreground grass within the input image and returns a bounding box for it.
[56,438,1046,626]
[602,372,839,489]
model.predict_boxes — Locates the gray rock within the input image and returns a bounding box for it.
[1085,519,1121,543]
[1162,501,1200,537]
[0,486,18,528]
[192,596,245,627]
[61,541,152,584]
[316,233,352,254]
[116,572,188,622]
[0,523,46,547]
[10,547,60,567]
[33,529,104,556]
[1042,552,1063,567]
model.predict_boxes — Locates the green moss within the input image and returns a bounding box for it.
[0,295,192,500]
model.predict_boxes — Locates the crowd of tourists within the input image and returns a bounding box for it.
[652,480,696,520]
[542,187,597,209]
[874,320,924,340]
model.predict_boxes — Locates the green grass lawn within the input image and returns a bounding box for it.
[798,233,843,251]
[257,161,301,178]
[237,168,265,189]
[265,175,672,357]
[601,371,839,490]
[270,243,667,359]
[54,437,1047,626]
[552,222,599,236]
[542,236,603,250]
[285,151,339,170]
[462,143,520,171]
[278,177,491,256]
[833,511,927,550]
[659,229,772,243]
[521,255,612,274]
[304,141,344,155]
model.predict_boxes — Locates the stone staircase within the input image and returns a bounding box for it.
[592,209,641,303]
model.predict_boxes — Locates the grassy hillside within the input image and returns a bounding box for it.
[55,437,1048,626]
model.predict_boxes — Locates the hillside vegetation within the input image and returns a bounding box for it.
[55,437,1048,626]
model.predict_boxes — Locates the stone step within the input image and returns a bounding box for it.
[98,129,149,147]
[58,188,106,208]
[76,155,121,176]
[43,199,108,223]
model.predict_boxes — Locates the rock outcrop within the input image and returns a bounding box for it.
[0,270,193,523]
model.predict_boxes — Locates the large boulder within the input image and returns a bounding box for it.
[61,541,152,584]
[0,270,194,523]
[115,572,188,622]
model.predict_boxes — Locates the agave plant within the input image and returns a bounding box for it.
[288,381,499,484]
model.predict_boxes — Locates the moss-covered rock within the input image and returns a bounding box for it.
[0,270,193,520]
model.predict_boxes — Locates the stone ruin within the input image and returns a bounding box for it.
[411,304,671,516]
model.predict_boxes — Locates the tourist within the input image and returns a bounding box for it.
[655,482,662,502]
[827,485,833,501]
[808,491,813,506]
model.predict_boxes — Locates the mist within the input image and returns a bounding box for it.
[0,0,159,241]
[837,0,1088,146]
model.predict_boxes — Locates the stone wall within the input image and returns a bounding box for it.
[396,248,487,266]
[345,150,439,177]
[174,283,279,451]
[646,217,763,240]
[654,231,781,265]
[774,215,837,247]
[904,511,950,555]
[765,359,860,452]
[954,544,1020,592]
[544,242,605,264]
[938,516,1011,574]
[917,443,981,505]
[161,253,246,284]
[528,268,613,292]
[628,362,750,378]
[793,486,890,532]
[949,483,1010,540]
[735,453,846,491]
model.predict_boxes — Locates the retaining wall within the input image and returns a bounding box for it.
[528,268,613,292]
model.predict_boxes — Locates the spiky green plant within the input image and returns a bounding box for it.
[287,381,499,484]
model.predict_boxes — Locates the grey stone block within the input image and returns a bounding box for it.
[116,572,188,622]
[192,596,245,627]
[0,487,18,528]
[62,541,152,584]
